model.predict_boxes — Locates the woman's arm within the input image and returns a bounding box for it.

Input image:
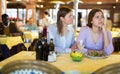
[71,27,87,52]
[103,31,114,55]
[102,26,114,55]
[102,26,110,47]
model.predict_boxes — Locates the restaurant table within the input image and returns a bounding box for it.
[0,36,23,49]
[111,31,120,38]
[0,51,120,74]
[23,31,38,41]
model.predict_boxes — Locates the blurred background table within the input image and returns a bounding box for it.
[0,51,120,74]
[111,31,120,38]
[0,36,23,49]
[23,31,38,42]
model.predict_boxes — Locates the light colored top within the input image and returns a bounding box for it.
[77,26,114,55]
[24,24,38,31]
[47,24,75,53]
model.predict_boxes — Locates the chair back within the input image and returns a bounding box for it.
[112,37,120,52]
[1,60,63,74]
[0,44,10,61]
[93,63,120,74]
[10,43,26,56]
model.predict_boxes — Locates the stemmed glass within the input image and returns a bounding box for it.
[24,38,31,56]
[77,40,84,51]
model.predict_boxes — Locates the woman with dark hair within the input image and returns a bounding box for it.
[47,7,75,53]
[72,9,114,55]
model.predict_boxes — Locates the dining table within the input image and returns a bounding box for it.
[0,36,23,49]
[0,51,120,74]
[23,30,38,41]
[111,31,120,38]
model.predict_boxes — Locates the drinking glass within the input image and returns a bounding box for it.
[24,38,31,56]
[77,40,84,50]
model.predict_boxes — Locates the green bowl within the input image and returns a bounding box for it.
[71,56,83,62]
[70,51,83,62]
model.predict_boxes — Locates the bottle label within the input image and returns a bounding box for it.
[48,55,54,62]
[48,52,56,62]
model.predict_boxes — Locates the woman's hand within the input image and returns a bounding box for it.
[99,22,107,33]
[71,42,78,51]
[71,41,85,51]
[100,22,110,47]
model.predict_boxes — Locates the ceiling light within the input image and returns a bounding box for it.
[97,2,102,4]
[40,5,43,8]
[6,1,9,3]
[113,6,116,8]
[50,1,65,4]
[116,0,118,2]
[38,0,41,2]
[16,0,21,1]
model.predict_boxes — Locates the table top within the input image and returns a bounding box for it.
[0,51,120,74]
[0,36,23,49]
[23,31,38,41]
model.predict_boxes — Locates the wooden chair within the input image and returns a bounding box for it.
[112,37,120,52]
[93,63,120,74]
[1,60,63,74]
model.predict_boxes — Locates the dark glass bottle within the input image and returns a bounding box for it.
[42,26,47,37]
[49,38,54,52]
[35,32,43,60]
[42,38,49,61]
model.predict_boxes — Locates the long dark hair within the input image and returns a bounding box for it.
[57,7,72,35]
[87,8,103,28]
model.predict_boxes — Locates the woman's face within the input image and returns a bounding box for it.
[61,11,73,25]
[92,11,104,28]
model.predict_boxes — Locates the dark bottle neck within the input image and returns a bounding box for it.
[39,32,42,39]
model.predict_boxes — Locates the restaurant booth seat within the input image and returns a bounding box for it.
[1,60,63,74]
[10,43,26,56]
[29,38,38,51]
[0,44,10,61]
[93,63,120,74]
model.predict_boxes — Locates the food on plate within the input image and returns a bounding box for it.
[87,51,105,57]
[85,51,108,59]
